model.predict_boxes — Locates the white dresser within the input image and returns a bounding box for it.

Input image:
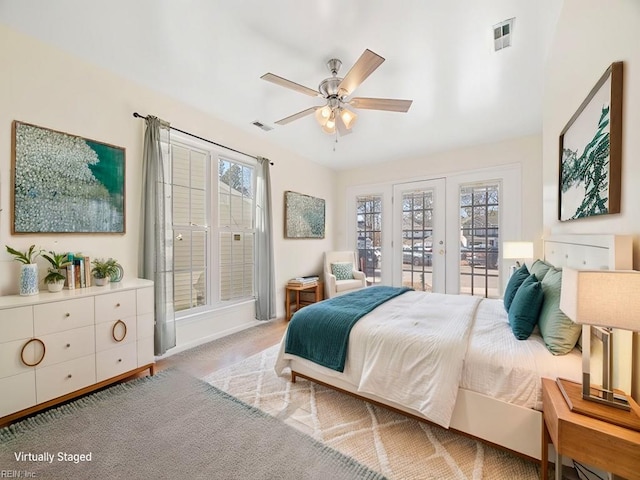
[0,279,155,425]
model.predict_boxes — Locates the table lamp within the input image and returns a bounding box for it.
[502,241,534,276]
[559,267,640,411]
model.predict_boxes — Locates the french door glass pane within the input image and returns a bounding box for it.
[401,189,434,292]
[356,195,381,285]
[459,183,500,298]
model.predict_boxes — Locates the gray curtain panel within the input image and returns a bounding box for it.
[139,116,176,355]
[255,157,276,320]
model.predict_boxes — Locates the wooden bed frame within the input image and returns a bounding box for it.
[287,234,633,463]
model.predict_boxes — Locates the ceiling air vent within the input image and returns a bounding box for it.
[493,18,514,52]
[252,120,273,132]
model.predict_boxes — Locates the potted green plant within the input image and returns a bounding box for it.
[91,258,119,286]
[42,251,71,292]
[5,244,42,296]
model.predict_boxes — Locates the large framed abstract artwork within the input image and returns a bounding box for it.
[11,121,126,233]
[284,191,325,239]
[558,62,623,221]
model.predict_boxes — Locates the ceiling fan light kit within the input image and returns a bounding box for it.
[261,49,412,137]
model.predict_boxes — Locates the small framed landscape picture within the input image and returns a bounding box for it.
[11,121,126,233]
[558,62,623,221]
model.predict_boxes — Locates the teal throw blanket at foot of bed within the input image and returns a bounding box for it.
[284,286,412,372]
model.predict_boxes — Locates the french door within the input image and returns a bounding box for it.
[392,179,446,293]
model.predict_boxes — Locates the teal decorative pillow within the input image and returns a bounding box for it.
[508,274,544,340]
[529,259,553,281]
[331,262,354,281]
[503,263,530,312]
[538,267,582,355]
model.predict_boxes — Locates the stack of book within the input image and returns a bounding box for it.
[65,253,92,289]
[287,276,319,287]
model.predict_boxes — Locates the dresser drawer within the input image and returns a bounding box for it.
[0,338,45,378]
[137,337,155,367]
[34,297,94,335]
[95,291,136,324]
[95,317,137,352]
[0,306,33,343]
[38,326,95,368]
[137,287,154,315]
[0,371,36,417]
[96,343,137,382]
[36,354,96,404]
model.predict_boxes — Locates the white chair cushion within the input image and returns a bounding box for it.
[336,279,365,293]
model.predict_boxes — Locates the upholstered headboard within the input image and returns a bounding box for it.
[543,234,636,401]
[543,234,632,271]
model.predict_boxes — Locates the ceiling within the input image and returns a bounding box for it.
[0,1,562,170]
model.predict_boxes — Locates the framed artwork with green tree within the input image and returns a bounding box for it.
[558,62,622,221]
[11,121,125,233]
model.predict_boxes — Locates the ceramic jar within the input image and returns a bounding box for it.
[19,264,39,296]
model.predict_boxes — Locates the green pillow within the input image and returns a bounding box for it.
[331,262,354,281]
[508,274,543,340]
[538,268,581,355]
[503,263,530,312]
[529,259,553,281]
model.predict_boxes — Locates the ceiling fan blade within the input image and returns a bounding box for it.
[261,73,319,97]
[349,97,413,112]
[337,49,385,96]
[275,107,318,125]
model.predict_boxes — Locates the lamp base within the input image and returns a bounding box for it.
[556,378,640,431]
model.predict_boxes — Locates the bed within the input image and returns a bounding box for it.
[274,234,633,462]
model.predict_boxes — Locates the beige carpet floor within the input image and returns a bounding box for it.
[204,345,544,480]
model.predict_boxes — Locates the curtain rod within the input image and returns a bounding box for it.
[133,112,273,165]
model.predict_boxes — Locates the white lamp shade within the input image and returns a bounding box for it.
[560,267,640,330]
[321,118,336,134]
[315,105,332,126]
[339,108,357,130]
[502,241,534,259]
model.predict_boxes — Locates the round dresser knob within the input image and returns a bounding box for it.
[118,358,122,363]
[67,374,72,379]
[65,313,71,317]
[116,303,121,307]
[66,343,71,348]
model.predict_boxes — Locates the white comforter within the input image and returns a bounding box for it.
[275,291,481,428]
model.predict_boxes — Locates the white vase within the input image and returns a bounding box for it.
[19,264,39,296]
[47,279,65,292]
[94,277,109,286]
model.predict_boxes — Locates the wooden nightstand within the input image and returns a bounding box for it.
[285,283,323,321]
[542,377,640,480]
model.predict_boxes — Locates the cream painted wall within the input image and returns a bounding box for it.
[542,0,640,266]
[335,134,543,253]
[0,25,335,348]
[542,0,640,400]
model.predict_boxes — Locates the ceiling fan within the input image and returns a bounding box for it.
[261,49,413,135]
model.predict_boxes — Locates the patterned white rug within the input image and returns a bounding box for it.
[204,345,543,480]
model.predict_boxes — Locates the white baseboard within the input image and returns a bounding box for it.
[157,320,261,359]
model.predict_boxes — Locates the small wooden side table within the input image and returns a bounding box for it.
[542,377,640,480]
[285,283,323,321]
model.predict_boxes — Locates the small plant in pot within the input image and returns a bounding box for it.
[92,258,119,286]
[6,245,42,296]
[42,251,71,292]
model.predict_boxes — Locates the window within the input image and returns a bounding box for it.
[356,195,382,285]
[167,133,256,315]
[400,188,436,292]
[172,143,209,311]
[218,159,255,301]
[459,182,500,298]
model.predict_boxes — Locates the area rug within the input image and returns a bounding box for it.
[205,345,543,480]
[0,371,386,480]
